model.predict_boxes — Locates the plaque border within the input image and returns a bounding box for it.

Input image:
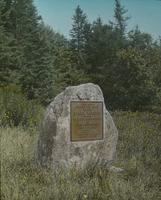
[70,100,104,142]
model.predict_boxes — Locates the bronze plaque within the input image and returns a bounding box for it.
[70,101,103,142]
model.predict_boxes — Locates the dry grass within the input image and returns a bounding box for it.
[1,112,161,200]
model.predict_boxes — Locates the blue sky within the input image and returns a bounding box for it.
[34,0,161,39]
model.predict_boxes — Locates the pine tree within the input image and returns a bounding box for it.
[114,0,129,35]
[70,5,89,66]
[48,28,89,96]
[128,26,153,50]
[0,0,22,86]
[20,26,54,104]
[1,0,14,32]
[84,17,121,102]
[9,0,54,104]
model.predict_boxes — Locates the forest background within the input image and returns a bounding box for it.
[0,0,161,114]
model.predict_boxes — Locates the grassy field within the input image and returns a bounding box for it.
[1,111,161,200]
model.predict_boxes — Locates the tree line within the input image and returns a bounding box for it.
[0,0,161,111]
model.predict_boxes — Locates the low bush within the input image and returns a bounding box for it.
[0,85,43,128]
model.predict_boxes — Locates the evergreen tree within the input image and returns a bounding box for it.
[128,26,153,50]
[0,0,22,85]
[11,0,41,40]
[110,47,156,110]
[20,22,55,104]
[84,17,122,98]
[70,5,90,67]
[114,0,129,35]
[85,18,110,73]
[1,0,14,32]
[50,29,89,96]
[9,0,54,104]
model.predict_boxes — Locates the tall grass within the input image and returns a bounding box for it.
[1,112,161,200]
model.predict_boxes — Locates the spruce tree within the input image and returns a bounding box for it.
[114,0,129,35]
[70,5,89,67]
[0,0,22,86]
[10,0,54,104]
[22,29,54,104]
[48,28,89,96]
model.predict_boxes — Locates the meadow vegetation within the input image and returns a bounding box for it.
[1,112,161,200]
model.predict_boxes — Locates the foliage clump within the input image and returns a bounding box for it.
[0,85,43,128]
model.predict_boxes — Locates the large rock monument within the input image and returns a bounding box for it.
[37,83,118,168]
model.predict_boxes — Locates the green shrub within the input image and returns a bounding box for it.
[0,85,43,128]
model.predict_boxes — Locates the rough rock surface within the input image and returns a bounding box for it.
[37,83,118,168]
